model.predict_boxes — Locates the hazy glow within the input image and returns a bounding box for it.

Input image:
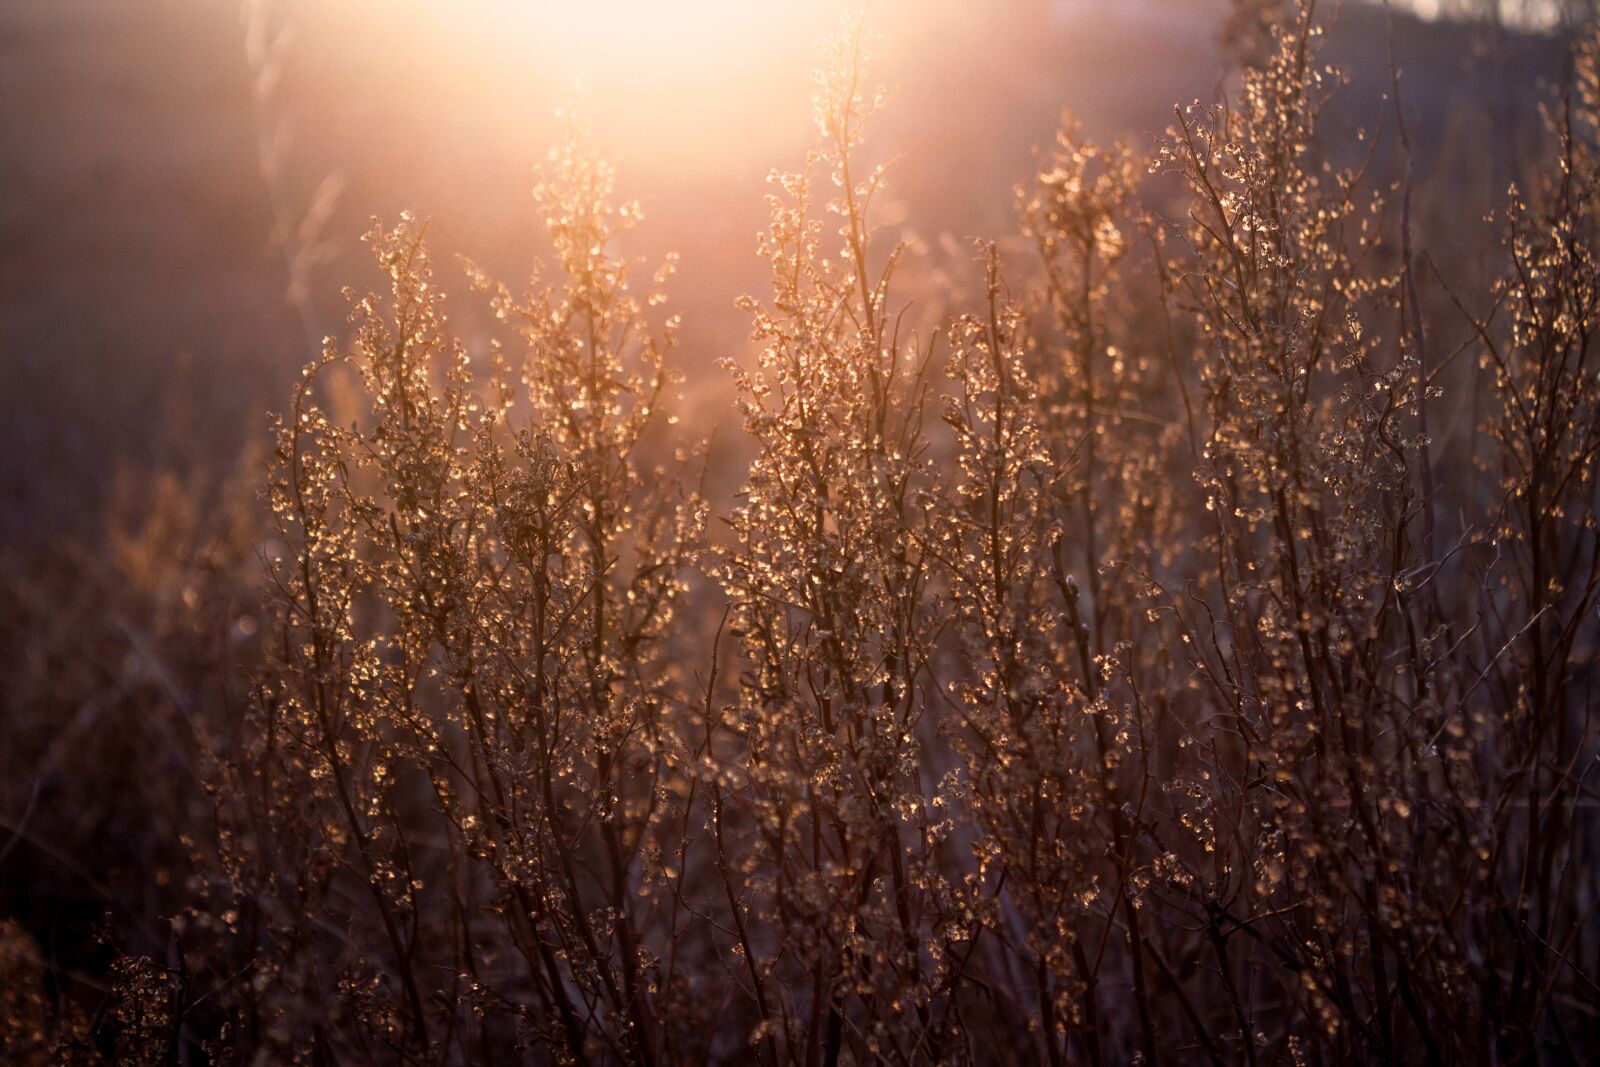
[503,0,850,166]
[496,1,827,86]
[301,0,922,176]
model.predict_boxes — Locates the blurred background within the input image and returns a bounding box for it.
[0,0,1569,545]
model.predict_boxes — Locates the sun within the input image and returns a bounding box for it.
[503,0,823,84]
[307,0,983,174]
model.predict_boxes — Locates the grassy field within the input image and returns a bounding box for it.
[0,2,1588,1062]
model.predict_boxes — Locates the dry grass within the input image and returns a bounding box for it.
[4,2,1600,1063]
